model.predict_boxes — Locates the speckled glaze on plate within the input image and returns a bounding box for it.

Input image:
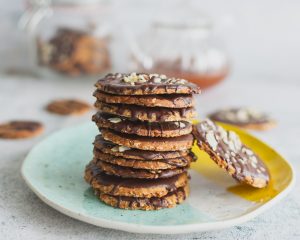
[21,122,294,234]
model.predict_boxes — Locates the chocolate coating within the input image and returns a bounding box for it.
[95,73,201,95]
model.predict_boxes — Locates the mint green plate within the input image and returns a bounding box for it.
[21,122,294,234]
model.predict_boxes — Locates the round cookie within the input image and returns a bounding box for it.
[95,160,187,179]
[95,101,196,122]
[0,120,44,139]
[96,185,189,210]
[93,149,193,170]
[95,72,201,95]
[93,90,194,108]
[101,128,194,151]
[93,135,193,160]
[92,112,192,137]
[46,99,91,115]
[85,163,189,198]
[193,119,270,188]
[208,107,276,131]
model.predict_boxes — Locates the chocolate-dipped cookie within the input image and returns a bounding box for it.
[95,160,188,179]
[93,90,194,108]
[95,73,201,95]
[208,107,276,131]
[97,185,189,210]
[93,135,193,160]
[193,119,270,188]
[85,163,189,198]
[101,128,194,151]
[92,112,192,137]
[95,101,196,122]
[94,148,193,170]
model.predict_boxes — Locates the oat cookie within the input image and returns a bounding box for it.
[97,185,189,210]
[95,160,187,179]
[94,90,194,108]
[95,73,201,95]
[0,121,44,139]
[101,128,194,151]
[95,101,196,122]
[92,112,192,137]
[93,135,193,160]
[85,162,189,198]
[94,148,193,170]
[193,119,270,188]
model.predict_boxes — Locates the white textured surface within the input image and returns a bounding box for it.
[0,75,299,240]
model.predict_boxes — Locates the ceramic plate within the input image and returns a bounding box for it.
[21,122,294,234]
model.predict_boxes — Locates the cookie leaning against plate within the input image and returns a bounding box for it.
[93,135,193,160]
[92,112,192,137]
[101,128,194,151]
[85,162,189,198]
[95,72,201,95]
[208,107,276,131]
[97,185,189,210]
[95,101,196,122]
[93,148,194,170]
[193,119,270,188]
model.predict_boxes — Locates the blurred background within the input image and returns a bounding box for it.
[1,0,300,83]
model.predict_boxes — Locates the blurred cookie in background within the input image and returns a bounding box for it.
[46,99,91,116]
[0,120,44,139]
[207,107,276,131]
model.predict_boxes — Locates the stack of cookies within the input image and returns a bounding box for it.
[85,72,201,210]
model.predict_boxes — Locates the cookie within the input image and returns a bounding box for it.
[193,119,270,188]
[0,121,44,139]
[93,135,192,160]
[101,129,194,151]
[95,101,196,122]
[93,90,194,108]
[95,73,201,95]
[97,185,189,210]
[46,99,91,115]
[93,149,193,169]
[92,112,192,137]
[85,162,189,198]
[208,107,276,131]
[95,160,187,179]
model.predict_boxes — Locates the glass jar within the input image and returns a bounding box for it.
[129,15,229,89]
[21,0,112,79]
